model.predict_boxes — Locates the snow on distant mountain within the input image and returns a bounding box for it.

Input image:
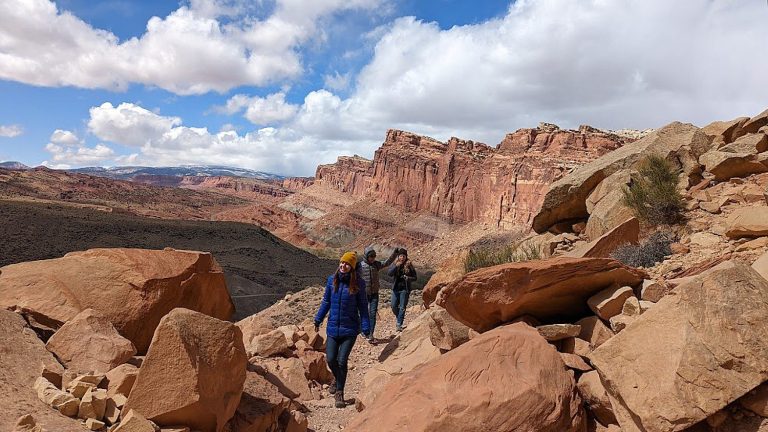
[69,165,284,180]
[0,161,30,170]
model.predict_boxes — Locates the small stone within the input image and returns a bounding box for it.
[561,337,592,357]
[609,314,636,333]
[588,286,634,320]
[560,353,592,372]
[78,388,108,421]
[638,301,654,313]
[104,398,121,425]
[41,363,63,389]
[669,242,690,254]
[640,279,671,303]
[736,237,768,252]
[621,296,642,317]
[536,324,581,341]
[86,418,106,431]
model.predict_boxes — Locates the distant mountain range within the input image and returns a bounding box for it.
[0,161,30,170]
[68,165,284,180]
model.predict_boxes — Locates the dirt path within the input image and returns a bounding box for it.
[304,305,414,431]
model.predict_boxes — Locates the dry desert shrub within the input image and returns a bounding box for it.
[464,241,543,273]
[622,154,685,226]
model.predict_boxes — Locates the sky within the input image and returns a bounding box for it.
[0,0,767,176]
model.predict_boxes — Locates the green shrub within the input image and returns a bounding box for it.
[622,155,685,225]
[611,230,675,268]
[464,241,543,273]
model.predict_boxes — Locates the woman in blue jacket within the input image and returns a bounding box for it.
[314,251,371,408]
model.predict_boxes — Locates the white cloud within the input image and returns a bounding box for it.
[0,124,23,138]
[336,0,768,142]
[88,102,182,147]
[83,101,364,175]
[44,142,115,167]
[49,129,81,146]
[218,92,299,125]
[323,71,351,91]
[0,0,383,95]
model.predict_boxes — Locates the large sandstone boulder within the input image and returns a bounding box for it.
[590,261,768,432]
[0,248,234,353]
[699,150,768,181]
[702,116,749,146]
[725,207,768,238]
[719,133,768,154]
[226,371,289,432]
[347,323,585,431]
[123,308,247,432]
[743,108,768,134]
[533,122,712,233]
[357,310,443,410]
[45,308,136,373]
[583,190,634,241]
[0,310,88,431]
[422,252,467,307]
[568,217,639,258]
[436,257,645,332]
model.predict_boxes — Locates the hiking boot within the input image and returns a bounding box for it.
[335,391,345,408]
[396,325,403,332]
[328,381,337,395]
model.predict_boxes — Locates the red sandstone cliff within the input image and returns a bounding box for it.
[316,124,631,228]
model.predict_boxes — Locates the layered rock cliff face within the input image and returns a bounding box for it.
[316,125,630,229]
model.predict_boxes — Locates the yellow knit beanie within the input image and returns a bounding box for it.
[340,251,357,268]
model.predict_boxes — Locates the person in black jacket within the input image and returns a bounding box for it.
[388,248,417,332]
[359,246,397,343]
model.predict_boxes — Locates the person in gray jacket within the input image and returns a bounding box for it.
[359,246,397,343]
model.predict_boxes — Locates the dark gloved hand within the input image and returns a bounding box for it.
[314,322,320,333]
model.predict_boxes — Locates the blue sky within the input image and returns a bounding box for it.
[0,0,767,176]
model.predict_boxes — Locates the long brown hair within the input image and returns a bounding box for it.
[333,268,358,294]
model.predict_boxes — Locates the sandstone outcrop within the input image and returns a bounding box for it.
[347,323,585,431]
[105,364,139,398]
[0,248,234,353]
[317,126,628,228]
[0,309,87,431]
[590,261,768,432]
[699,150,768,181]
[533,122,712,233]
[725,207,768,238]
[754,249,768,280]
[436,257,645,331]
[124,308,247,432]
[45,308,136,373]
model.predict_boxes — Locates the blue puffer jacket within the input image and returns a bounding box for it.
[314,272,371,338]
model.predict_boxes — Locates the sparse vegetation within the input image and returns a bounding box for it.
[464,241,543,273]
[622,155,685,225]
[611,230,676,268]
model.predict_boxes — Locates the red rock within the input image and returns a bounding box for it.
[575,316,615,349]
[590,261,768,432]
[297,350,333,384]
[317,126,627,229]
[538,324,582,341]
[246,329,291,358]
[112,409,157,432]
[437,257,645,332]
[742,108,768,134]
[702,116,749,145]
[46,308,136,373]
[347,323,585,432]
[533,122,713,233]
[250,357,314,401]
[0,310,87,431]
[0,248,234,353]
[123,309,247,432]
[577,370,617,427]
[105,364,138,398]
[568,217,639,258]
[560,353,592,372]
[725,207,768,238]
[754,250,768,281]
[587,286,634,320]
[226,371,289,432]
